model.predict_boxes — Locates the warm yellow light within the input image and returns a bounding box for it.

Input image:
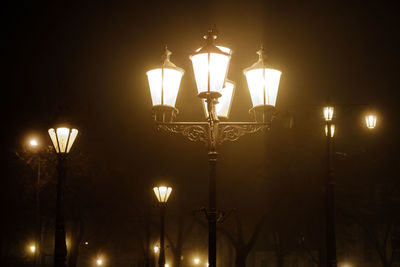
[48,127,78,154]
[154,245,159,253]
[206,264,209,267]
[194,258,200,264]
[84,241,89,245]
[202,80,235,118]
[165,264,170,267]
[323,106,334,121]
[97,259,103,265]
[365,114,377,129]
[29,245,36,253]
[244,48,281,108]
[190,32,231,95]
[325,124,335,137]
[153,186,172,203]
[29,139,38,147]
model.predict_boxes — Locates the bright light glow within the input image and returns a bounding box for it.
[84,241,89,245]
[48,127,78,154]
[194,258,200,264]
[325,124,335,137]
[202,80,235,118]
[323,106,334,121]
[365,114,377,129]
[29,245,36,253]
[191,46,231,95]
[97,259,103,265]
[165,264,170,267]
[153,186,172,203]
[154,245,159,253]
[244,68,281,108]
[147,68,184,107]
[206,264,209,267]
[29,139,38,147]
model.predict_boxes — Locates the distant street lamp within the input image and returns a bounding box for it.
[48,127,79,267]
[194,258,200,265]
[146,29,281,267]
[96,258,103,266]
[154,245,160,253]
[29,245,36,253]
[153,186,172,267]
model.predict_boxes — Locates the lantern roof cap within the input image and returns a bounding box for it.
[191,29,231,56]
[243,46,280,74]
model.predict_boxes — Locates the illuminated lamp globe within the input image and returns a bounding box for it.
[153,186,172,203]
[190,30,231,98]
[202,80,235,118]
[243,47,281,111]
[147,46,184,113]
[365,114,377,129]
[48,127,78,154]
[323,106,334,121]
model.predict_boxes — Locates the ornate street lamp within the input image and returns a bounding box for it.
[48,126,78,267]
[146,29,282,267]
[323,106,334,121]
[365,114,377,129]
[153,186,172,267]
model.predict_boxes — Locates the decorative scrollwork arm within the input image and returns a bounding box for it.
[157,123,210,145]
[217,123,269,145]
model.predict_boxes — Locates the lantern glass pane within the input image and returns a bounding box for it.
[56,128,70,153]
[66,129,78,153]
[365,115,377,129]
[153,186,172,203]
[245,68,281,107]
[48,128,59,153]
[323,106,334,121]
[325,124,335,137]
[147,68,183,107]
[191,47,231,95]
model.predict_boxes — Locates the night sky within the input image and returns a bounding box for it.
[3,1,400,266]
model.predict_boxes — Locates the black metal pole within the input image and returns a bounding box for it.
[34,158,41,267]
[208,151,218,267]
[54,155,67,267]
[159,204,166,267]
[326,123,337,267]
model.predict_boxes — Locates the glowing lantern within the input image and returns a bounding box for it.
[202,80,235,118]
[325,124,335,137]
[323,106,334,121]
[243,47,281,109]
[48,127,78,154]
[365,114,377,129]
[147,46,184,109]
[190,30,231,97]
[153,186,172,203]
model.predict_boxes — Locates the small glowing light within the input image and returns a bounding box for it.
[323,106,334,121]
[154,245,159,253]
[29,245,36,253]
[97,258,103,265]
[153,186,172,203]
[84,241,89,245]
[165,264,170,267]
[29,139,38,147]
[365,114,377,129]
[206,264,209,267]
[194,258,200,264]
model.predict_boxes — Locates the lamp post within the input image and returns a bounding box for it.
[48,127,79,267]
[146,29,282,267]
[323,103,336,267]
[28,138,41,267]
[153,186,173,267]
[322,102,377,267]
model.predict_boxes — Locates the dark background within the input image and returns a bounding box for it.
[2,1,400,266]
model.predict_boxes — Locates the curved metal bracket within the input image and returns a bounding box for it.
[217,122,269,145]
[157,123,209,145]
